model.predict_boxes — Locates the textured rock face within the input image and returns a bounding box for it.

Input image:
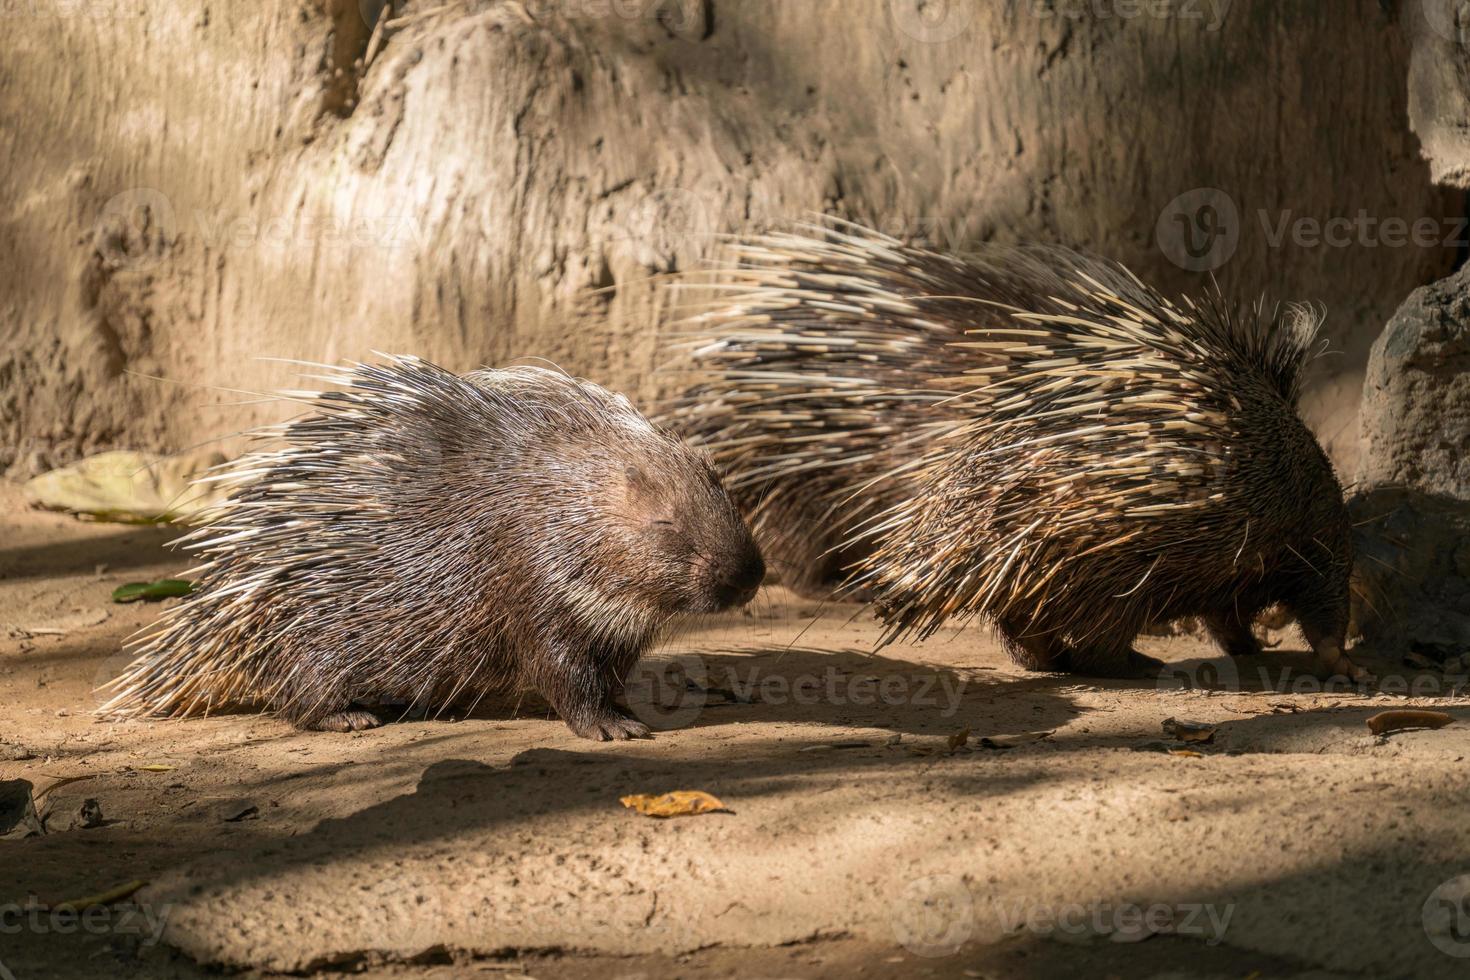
[0,0,1453,476]
[1352,243,1470,659]
[1358,262,1470,498]
[1349,0,1470,661]
[1352,269,1470,658]
[1408,0,1470,189]
[1351,489,1470,659]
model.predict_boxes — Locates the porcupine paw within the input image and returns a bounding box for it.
[1071,648,1167,679]
[312,709,384,732]
[1311,649,1377,685]
[566,707,652,742]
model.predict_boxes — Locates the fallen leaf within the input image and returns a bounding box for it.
[620,790,729,818]
[34,774,100,803]
[1168,748,1204,758]
[51,879,146,912]
[798,741,871,752]
[979,730,1053,750]
[133,764,176,773]
[1162,718,1216,743]
[1366,710,1455,737]
[22,449,227,524]
[218,800,259,822]
[112,580,193,603]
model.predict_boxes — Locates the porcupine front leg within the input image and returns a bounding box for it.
[531,637,652,742]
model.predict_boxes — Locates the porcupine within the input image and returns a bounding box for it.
[99,356,765,740]
[664,218,1369,682]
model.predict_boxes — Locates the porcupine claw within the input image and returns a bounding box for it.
[567,709,653,742]
[312,709,385,732]
[1311,641,1376,685]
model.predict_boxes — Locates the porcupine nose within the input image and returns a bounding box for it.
[713,547,766,609]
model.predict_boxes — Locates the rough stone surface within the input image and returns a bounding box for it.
[1352,488,1470,659]
[1407,0,1470,188]
[1358,261,1470,498]
[0,0,1454,478]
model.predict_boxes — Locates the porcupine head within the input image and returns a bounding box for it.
[99,360,765,741]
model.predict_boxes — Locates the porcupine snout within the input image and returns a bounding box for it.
[708,545,766,610]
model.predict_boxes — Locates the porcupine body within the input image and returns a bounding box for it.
[664,219,1368,681]
[99,356,765,740]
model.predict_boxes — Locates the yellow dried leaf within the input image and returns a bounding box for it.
[1168,748,1204,758]
[135,765,175,773]
[1162,717,1216,743]
[51,880,146,912]
[620,790,729,818]
[979,730,1054,750]
[1366,710,1454,736]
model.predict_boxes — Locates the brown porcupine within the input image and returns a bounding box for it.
[664,218,1369,682]
[99,355,765,740]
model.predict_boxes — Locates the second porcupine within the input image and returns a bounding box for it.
[99,356,765,740]
[665,218,1369,681]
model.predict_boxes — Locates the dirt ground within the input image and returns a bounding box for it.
[4,479,1470,980]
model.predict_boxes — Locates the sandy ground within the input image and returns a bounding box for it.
[3,480,1470,980]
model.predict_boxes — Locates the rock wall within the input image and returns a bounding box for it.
[1351,0,1470,660]
[0,0,1455,475]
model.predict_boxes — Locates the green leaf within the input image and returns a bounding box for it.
[111,579,193,603]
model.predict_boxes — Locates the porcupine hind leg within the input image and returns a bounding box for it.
[1203,607,1264,659]
[995,617,1071,672]
[1064,615,1166,679]
[272,658,386,732]
[532,638,652,742]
